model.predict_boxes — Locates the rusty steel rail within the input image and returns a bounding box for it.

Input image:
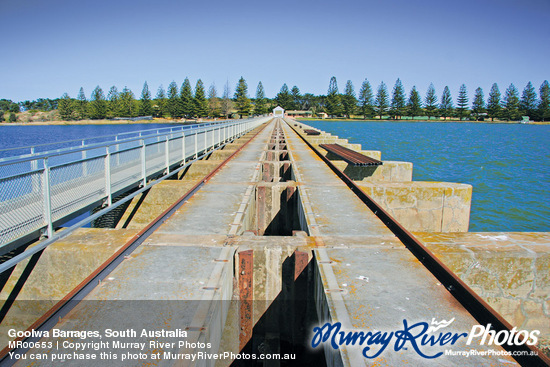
[0,121,272,364]
[319,143,383,166]
[289,121,550,367]
[303,129,320,135]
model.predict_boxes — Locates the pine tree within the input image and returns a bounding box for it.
[358,79,374,119]
[221,81,233,118]
[167,81,180,118]
[291,86,302,110]
[207,83,221,118]
[538,80,550,122]
[58,93,74,120]
[342,80,357,118]
[390,78,406,119]
[194,79,209,118]
[77,87,87,120]
[276,84,292,110]
[326,77,342,117]
[424,83,438,119]
[471,87,485,121]
[107,86,119,118]
[439,86,454,119]
[88,86,107,119]
[180,78,194,118]
[503,84,520,121]
[487,83,501,121]
[234,77,252,118]
[140,81,153,116]
[119,86,136,117]
[407,86,422,118]
[154,85,166,118]
[254,82,267,115]
[456,84,469,119]
[375,82,389,119]
[520,81,537,119]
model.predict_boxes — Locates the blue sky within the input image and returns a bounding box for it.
[1,0,549,102]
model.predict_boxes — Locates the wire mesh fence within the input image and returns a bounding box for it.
[0,117,268,248]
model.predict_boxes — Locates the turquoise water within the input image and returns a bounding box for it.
[306,120,550,232]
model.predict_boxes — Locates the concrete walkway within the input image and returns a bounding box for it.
[281,120,518,366]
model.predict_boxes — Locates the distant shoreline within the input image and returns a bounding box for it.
[0,118,203,126]
[295,117,550,125]
[1,117,549,126]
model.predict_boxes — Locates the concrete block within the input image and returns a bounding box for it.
[414,232,550,350]
[180,160,223,181]
[209,149,237,160]
[116,181,197,229]
[331,160,413,182]
[0,228,139,348]
[356,181,472,232]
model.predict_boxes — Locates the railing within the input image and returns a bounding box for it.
[0,120,236,161]
[0,117,270,250]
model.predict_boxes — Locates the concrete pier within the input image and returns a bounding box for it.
[1,118,548,366]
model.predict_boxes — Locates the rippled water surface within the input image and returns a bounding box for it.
[306,120,549,232]
[0,123,181,158]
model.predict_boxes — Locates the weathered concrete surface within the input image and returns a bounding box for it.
[115,180,198,229]
[209,148,237,160]
[320,148,382,161]
[216,235,317,367]
[304,137,357,147]
[11,123,273,365]
[13,240,236,367]
[415,231,550,353]
[7,118,546,366]
[281,119,517,365]
[177,160,224,180]
[0,228,139,348]
[332,160,413,182]
[357,181,472,232]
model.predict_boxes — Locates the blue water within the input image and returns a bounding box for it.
[0,123,183,159]
[306,120,550,232]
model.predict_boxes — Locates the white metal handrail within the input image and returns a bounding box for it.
[0,121,240,167]
[0,119,235,159]
[0,117,269,249]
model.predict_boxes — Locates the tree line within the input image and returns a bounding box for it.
[285,77,549,122]
[55,77,270,120]
[4,76,550,122]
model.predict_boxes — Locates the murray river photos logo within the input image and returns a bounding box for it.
[310,318,539,359]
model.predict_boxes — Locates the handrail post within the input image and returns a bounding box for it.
[31,147,39,194]
[165,136,170,175]
[182,132,186,164]
[194,132,198,159]
[105,146,112,206]
[43,158,53,238]
[140,139,146,187]
[115,135,120,166]
[82,140,88,176]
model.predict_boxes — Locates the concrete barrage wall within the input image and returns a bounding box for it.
[357,181,472,232]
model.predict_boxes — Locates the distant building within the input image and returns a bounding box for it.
[285,110,313,118]
[316,112,328,119]
[273,106,284,118]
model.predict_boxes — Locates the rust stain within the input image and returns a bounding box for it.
[238,249,253,351]
[294,251,308,281]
